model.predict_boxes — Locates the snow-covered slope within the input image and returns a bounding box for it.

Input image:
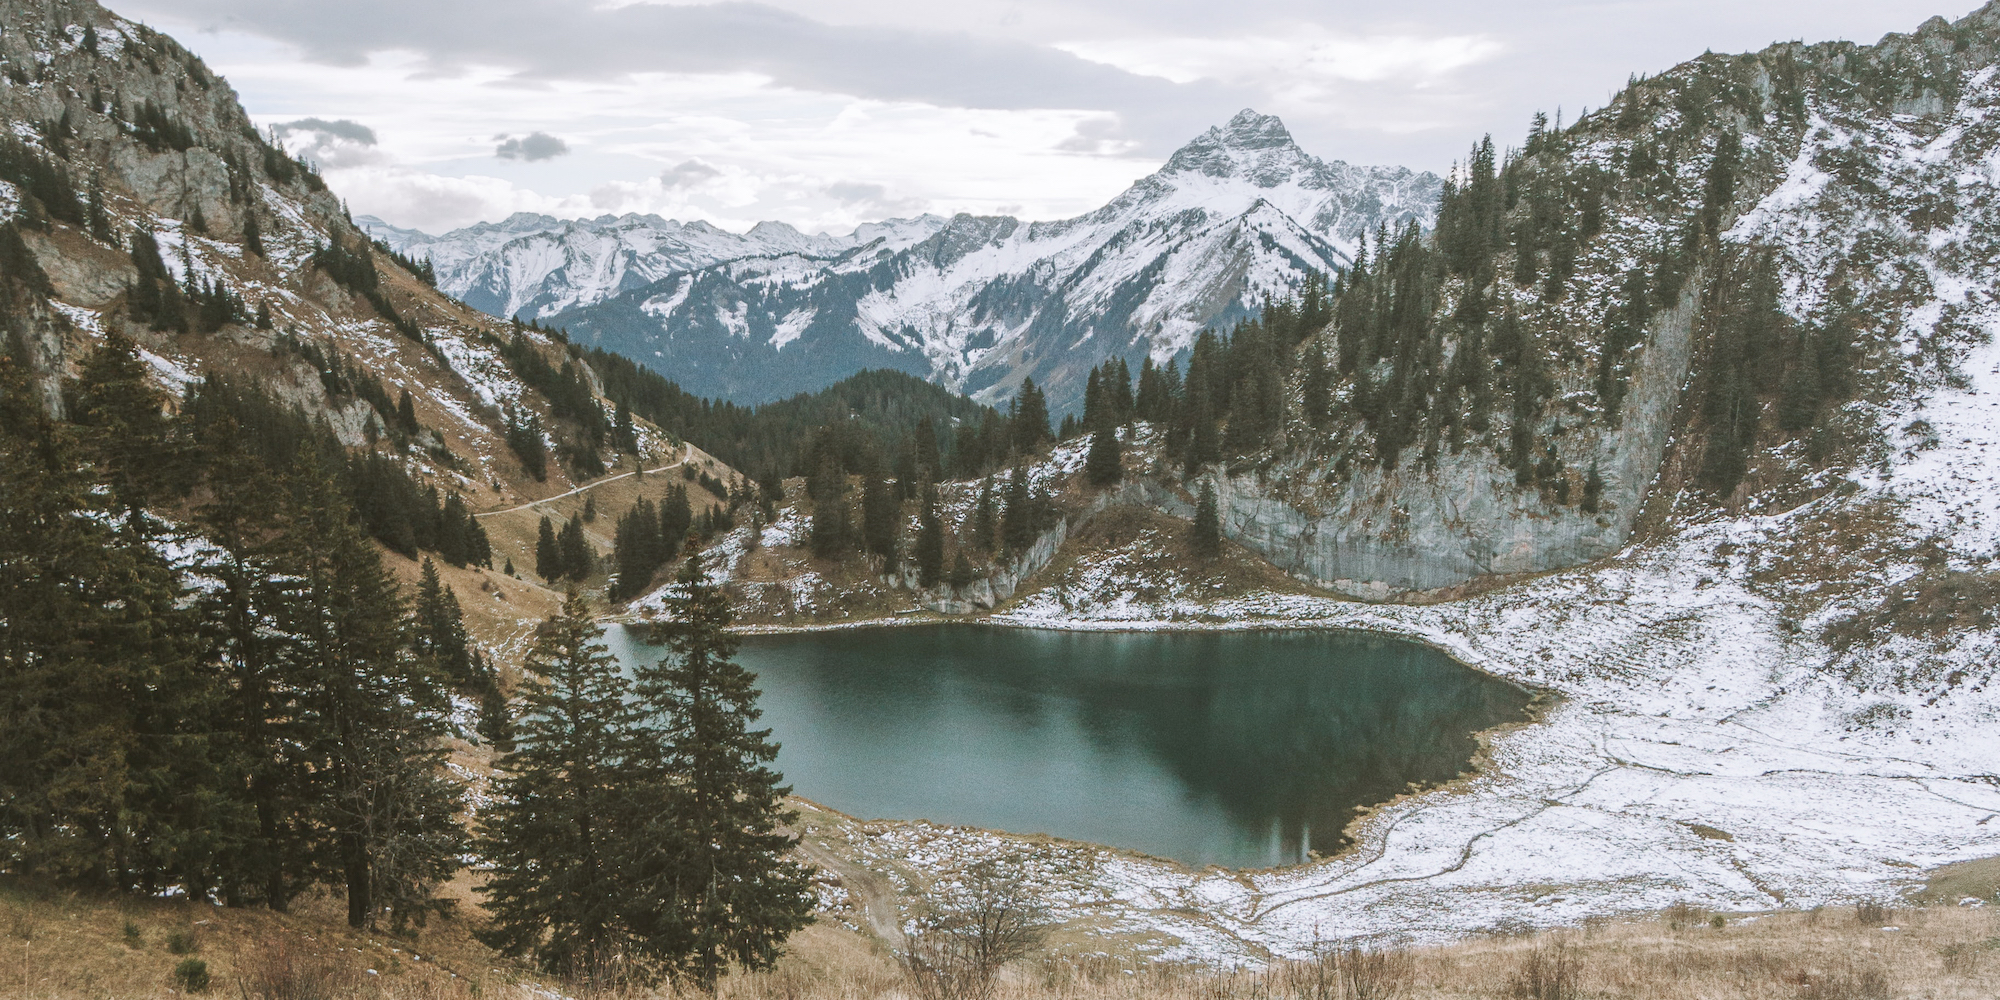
[362,211,949,323]
[373,111,1441,410]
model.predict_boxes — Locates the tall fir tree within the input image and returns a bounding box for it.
[860,474,900,570]
[999,464,1036,556]
[970,477,998,553]
[1190,481,1221,559]
[413,558,474,689]
[630,557,815,990]
[271,447,464,929]
[914,479,944,588]
[1009,378,1051,453]
[559,515,594,582]
[478,593,647,982]
[536,515,562,582]
[1084,425,1122,487]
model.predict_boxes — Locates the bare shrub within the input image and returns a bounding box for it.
[1336,946,1412,1000]
[1512,938,1580,1000]
[1854,901,1888,927]
[1790,966,1892,1000]
[1276,942,1411,1000]
[1664,902,1709,931]
[1940,942,1982,975]
[899,858,1051,1000]
[235,933,357,1000]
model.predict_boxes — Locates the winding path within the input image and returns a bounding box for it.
[474,444,692,519]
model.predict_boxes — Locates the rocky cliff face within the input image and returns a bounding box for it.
[1214,281,1700,597]
[1133,6,2000,597]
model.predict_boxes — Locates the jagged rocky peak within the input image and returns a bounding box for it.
[1162,109,1313,180]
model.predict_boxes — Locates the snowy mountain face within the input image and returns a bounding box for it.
[361,211,950,323]
[372,112,1441,410]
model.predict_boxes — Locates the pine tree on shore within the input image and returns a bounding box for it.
[630,557,815,989]
[478,593,644,981]
[1190,481,1221,559]
[914,480,944,587]
[970,477,997,553]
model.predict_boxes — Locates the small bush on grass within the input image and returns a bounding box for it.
[173,957,211,992]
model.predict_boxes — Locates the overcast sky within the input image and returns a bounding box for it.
[116,0,1969,235]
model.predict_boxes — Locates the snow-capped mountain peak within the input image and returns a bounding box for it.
[368,110,1443,411]
[1161,108,1313,181]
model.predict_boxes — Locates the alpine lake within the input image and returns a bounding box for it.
[607,625,1532,870]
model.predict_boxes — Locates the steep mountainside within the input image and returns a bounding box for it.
[371,112,1441,412]
[0,0,734,663]
[1154,8,2000,598]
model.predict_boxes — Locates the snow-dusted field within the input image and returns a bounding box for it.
[803,497,2000,964]
[806,301,2000,961]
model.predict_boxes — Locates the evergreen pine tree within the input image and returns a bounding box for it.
[659,485,693,559]
[1581,463,1604,515]
[914,480,944,588]
[629,557,815,989]
[611,498,663,602]
[0,355,217,893]
[413,558,474,688]
[861,474,900,570]
[397,390,419,438]
[71,331,173,526]
[536,516,561,582]
[1190,481,1221,559]
[970,477,997,553]
[1000,465,1035,556]
[477,593,645,981]
[273,448,464,929]
[559,515,593,581]
[1009,378,1051,452]
[807,445,851,557]
[947,550,974,590]
[1085,426,1122,487]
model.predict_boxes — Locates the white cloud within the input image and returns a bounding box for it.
[1059,30,1500,87]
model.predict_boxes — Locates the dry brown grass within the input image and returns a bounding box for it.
[11,873,2000,1000]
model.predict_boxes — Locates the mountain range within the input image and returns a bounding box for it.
[365,111,1441,411]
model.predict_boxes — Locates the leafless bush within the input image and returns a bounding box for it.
[1336,946,1412,1000]
[1854,901,1888,927]
[1512,938,1580,1000]
[1941,941,1983,976]
[899,858,1051,1000]
[1790,966,1891,1000]
[234,933,356,1000]
[1664,902,1710,931]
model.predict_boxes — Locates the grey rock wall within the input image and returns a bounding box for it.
[1206,281,1699,598]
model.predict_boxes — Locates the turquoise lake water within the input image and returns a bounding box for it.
[607,625,1529,869]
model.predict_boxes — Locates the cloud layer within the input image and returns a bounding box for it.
[120,0,1968,233]
[494,132,570,161]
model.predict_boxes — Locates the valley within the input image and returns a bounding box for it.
[5,0,2000,996]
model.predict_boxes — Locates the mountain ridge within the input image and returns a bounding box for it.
[367,109,1443,412]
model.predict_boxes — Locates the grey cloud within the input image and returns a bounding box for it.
[825,180,925,214]
[494,131,570,161]
[274,117,377,144]
[1056,118,1125,155]
[124,0,1957,173]
[271,117,384,168]
[825,181,887,203]
[662,159,722,188]
[123,0,1242,157]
